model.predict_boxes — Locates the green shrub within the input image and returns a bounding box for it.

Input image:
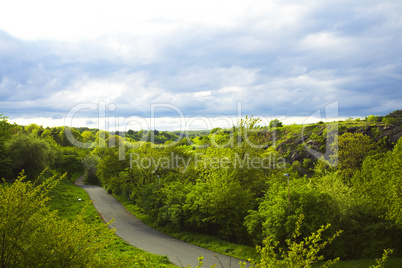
[382,116,396,125]
[0,172,114,267]
[366,115,380,123]
[353,137,402,226]
[250,214,342,268]
[7,133,55,180]
[337,133,379,183]
[245,180,343,258]
[183,172,255,242]
[269,119,283,128]
[315,172,401,259]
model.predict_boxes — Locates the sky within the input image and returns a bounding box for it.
[0,0,401,131]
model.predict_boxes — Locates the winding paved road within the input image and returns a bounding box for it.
[75,176,247,267]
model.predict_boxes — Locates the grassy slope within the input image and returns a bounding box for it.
[47,177,177,268]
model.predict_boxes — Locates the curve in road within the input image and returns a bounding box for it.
[75,176,246,268]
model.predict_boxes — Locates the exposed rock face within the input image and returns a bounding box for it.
[252,110,402,167]
[276,119,401,165]
[339,125,400,149]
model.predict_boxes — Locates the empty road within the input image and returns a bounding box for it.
[75,176,247,267]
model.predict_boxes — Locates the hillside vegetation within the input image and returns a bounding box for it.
[0,173,175,267]
[0,110,401,267]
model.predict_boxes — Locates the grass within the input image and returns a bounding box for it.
[47,177,177,267]
[47,175,98,221]
[157,227,260,262]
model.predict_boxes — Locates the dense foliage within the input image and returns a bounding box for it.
[1,110,401,266]
[0,173,115,267]
[251,214,343,268]
[89,112,402,261]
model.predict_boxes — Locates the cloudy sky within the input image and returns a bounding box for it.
[0,0,401,130]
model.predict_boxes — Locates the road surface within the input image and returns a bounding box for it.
[75,176,247,267]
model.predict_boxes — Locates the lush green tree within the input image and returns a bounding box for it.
[209,129,231,147]
[156,181,192,228]
[106,134,126,148]
[81,130,96,143]
[59,127,83,147]
[337,132,379,183]
[0,115,12,138]
[0,173,114,267]
[183,172,255,242]
[40,128,53,140]
[24,123,42,136]
[127,144,195,214]
[366,115,380,123]
[10,123,23,135]
[269,119,283,128]
[244,179,342,257]
[93,130,110,148]
[313,171,399,258]
[82,154,100,185]
[7,133,55,180]
[53,146,85,180]
[126,143,173,186]
[353,137,402,226]
[225,116,274,152]
[227,116,276,197]
[0,115,13,180]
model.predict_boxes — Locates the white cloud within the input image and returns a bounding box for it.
[300,32,357,54]
[193,90,212,98]
[0,0,253,42]
[0,0,401,130]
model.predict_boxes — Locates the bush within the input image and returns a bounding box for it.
[7,133,55,180]
[183,172,255,243]
[269,119,283,128]
[366,115,380,123]
[251,214,342,268]
[314,171,401,259]
[353,137,402,226]
[156,181,191,229]
[337,132,379,183]
[244,180,343,258]
[0,172,114,267]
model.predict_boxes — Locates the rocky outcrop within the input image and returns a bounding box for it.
[274,121,401,166]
